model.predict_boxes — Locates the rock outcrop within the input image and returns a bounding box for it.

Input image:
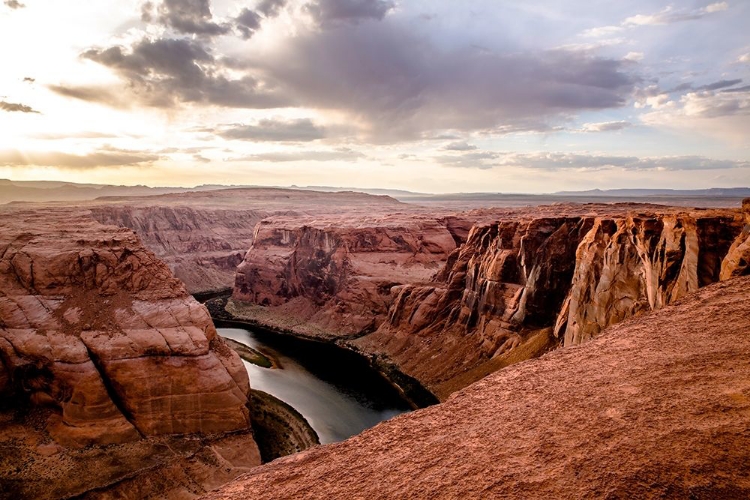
[230,203,744,399]
[205,275,750,500]
[89,206,265,295]
[232,214,459,338]
[720,198,750,280]
[0,208,260,498]
[362,209,742,398]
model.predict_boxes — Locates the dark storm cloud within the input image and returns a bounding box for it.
[235,8,262,39]
[257,0,287,17]
[232,148,365,162]
[70,38,287,109]
[3,0,24,9]
[217,118,326,142]
[252,23,635,141]
[0,147,160,169]
[157,0,229,36]
[0,100,39,113]
[305,0,395,26]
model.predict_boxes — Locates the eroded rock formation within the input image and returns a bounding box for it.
[0,209,260,498]
[89,206,265,294]
[720,198,750,279]
[231,204,744,399]
[232,215,459,338]
[205,275,750,500]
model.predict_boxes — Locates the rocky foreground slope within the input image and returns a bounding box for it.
[0,209,260,499]
[231,202,748,399]
[205,275,750,500]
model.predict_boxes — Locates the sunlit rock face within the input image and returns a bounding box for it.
[0,210,254,447]
[205,275,750,500]
[720,198,750,280]
[366,210,743,398]
[232,204,743,400]
[555,213,740,346]
[232,214,460,338]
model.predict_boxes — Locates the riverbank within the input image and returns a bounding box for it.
[203,295,439,409]
[250,390,319,463]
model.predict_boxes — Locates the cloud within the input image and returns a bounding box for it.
[235,8,262,39]
[257,0,287,17]
[623,52,644,62]
[580,121,631,132]
[0,147,160,169]
[582,3,729,40]
[251,23,635,141]
[442,141,477,151]
[22,77,34,83]
[156,0,229,36]
[305,0,395,26]
[623,3,728,26]
[49,84,129,108]
[0,100,39,113]
[3,0,24,9]
[232,148,365,162]
[192,154,211,163]
[504,153,747,171]
[695,79,743,91]
[433,152,500,169]
[722,85,750,93]
[216,118,326,142]
[70,38,288,109]
[739,53,750,64]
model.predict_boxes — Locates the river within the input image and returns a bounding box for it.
[218,327,412,444]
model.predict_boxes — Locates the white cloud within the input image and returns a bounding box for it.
[623,51,644,62]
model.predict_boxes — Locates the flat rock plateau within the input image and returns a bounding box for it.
[1,189,748,499]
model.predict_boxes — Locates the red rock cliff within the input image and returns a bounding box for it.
[0,209,254,446]
[231,214,459,338]
[204,275,750,500]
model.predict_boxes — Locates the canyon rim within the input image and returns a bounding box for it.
[2,0,750,498]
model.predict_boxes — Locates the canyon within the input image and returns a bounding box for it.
[206,274,750,500]
[0,208,261,499]
[228,201,747,399]
[1,189,748,499]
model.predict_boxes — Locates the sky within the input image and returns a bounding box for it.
[0,0,749,193]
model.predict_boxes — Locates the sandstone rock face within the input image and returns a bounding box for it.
[89,206,264,294]
[204,276,750,500]
[232,215,459,338]
[720,197,750,280]
[556,213,740,346]
[0,210,253,447]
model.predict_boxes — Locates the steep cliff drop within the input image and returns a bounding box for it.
[230,214,460,339]
[0,209,261,499]
[230,203,745,400]
[204,275,750,500]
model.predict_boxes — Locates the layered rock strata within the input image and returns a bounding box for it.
[89,206,265,294]
[232,215,459,338]
[0,209,260,498]
[232,205,744,399]
[720,198,750,279]
[205,275,750,500]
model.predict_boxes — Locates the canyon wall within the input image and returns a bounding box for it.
[89,206,266,294]
[231,204,746,399]
[0,209,260,498]
[231,215,460,338]
[206,275,750,500]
